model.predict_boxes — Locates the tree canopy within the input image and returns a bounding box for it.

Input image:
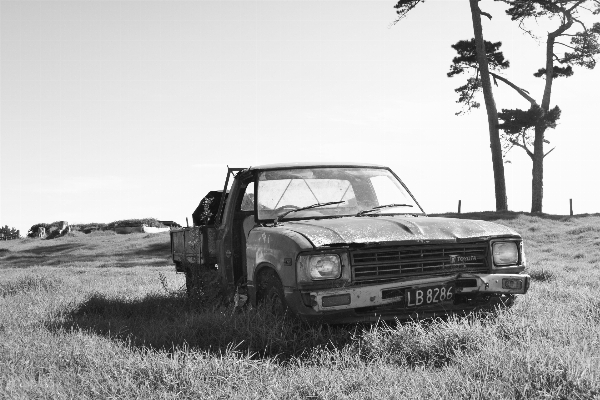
[395,0,600,212]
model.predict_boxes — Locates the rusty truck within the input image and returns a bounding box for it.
[170,163,529,323]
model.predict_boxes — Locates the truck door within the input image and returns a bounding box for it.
[215,167,246,285]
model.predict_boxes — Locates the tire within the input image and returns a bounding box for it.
[185,270,194,296]
[259,271,289,316]
[186,268,201,297]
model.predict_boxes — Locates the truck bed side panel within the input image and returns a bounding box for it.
[171,228,202,266]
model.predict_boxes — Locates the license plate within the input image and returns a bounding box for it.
[405,284,454,307]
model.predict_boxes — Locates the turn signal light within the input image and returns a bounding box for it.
[322,293,351,307]
[502,278,523,290]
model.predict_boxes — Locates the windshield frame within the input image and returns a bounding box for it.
[253,165,426,223]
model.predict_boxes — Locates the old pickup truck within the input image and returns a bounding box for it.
[170,163,529,323]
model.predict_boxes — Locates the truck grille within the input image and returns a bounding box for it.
[351,243,488,282]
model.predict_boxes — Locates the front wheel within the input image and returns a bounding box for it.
[260,271,289,316]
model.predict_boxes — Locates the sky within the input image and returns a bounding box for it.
[1,0,599,235]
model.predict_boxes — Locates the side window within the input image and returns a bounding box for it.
[240,182,255,211]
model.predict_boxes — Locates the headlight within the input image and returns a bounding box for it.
[493,242,519,266]
[298,254,341,280]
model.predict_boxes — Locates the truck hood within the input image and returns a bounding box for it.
[279,216,519,248]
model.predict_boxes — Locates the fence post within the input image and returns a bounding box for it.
[570,199,573,216]
[458,200,462,214]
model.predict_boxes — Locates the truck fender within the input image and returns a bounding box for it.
[246,228,313,306]
[247,229,312,284]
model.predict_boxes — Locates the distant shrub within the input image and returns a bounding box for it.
[27,223,49,237]
[0,225,19,239]
[27,221,69,237]
[106,218,166,229]
[70,223,109,234]
[72,223,108,232]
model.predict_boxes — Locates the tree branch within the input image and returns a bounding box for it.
[488,72,538,106]
[456,73,480,115]
[544,147,556,158]
[567,0,587,13]
[571,16,587,32]
[475,0,492,20]
[510,137,534,159]
[550,0,586,39]
[515,15,539,40]
[548,0,586,40]
[555,41,578,50]
[390,0,424,26]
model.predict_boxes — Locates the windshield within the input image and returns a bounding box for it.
[256,167,422,221]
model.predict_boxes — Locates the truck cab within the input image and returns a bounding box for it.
[171,163,529,323]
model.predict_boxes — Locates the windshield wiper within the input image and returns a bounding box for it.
[356,203,413,217]
[274,201,345,225]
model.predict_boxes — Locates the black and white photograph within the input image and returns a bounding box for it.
[1,0,599,398]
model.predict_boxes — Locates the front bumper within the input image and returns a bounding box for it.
[286,273,529,324]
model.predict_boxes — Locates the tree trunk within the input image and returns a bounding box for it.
[531,125,545,213]
[530,33,559,214]
[468,0,508,211]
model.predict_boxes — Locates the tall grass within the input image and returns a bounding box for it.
[1,213,599,399]
[0,275,62,298]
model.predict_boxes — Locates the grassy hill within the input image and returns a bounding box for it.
[1,213,599,399]
[1,230,172,268]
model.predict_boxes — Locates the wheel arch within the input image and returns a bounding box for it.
[253,262,282,303]
[254,262,281,285]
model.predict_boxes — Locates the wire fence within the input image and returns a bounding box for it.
[455,199,579,216]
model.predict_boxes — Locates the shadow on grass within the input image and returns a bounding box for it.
[46,292,354,360]
[22,242,88,255]
[0,241,171,268]
[46,293,497,365]
[430,211,600,222]
[528,269,556,282]
[127,241,171,259]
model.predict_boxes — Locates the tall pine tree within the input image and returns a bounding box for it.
[394,0,509,211]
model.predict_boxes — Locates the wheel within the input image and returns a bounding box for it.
[185,270,194,296]
[174,261,183,273]
[185,268,202,297]
[259,271,289,316]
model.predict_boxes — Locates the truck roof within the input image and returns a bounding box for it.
[246,162,388,171]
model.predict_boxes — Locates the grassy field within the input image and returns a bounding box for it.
[1,213,599,399]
